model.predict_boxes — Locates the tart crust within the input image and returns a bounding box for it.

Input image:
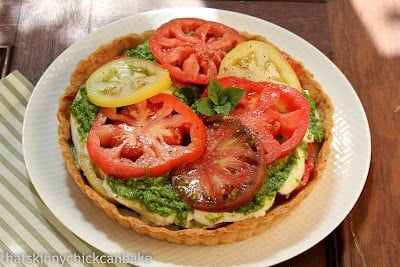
[57,30,334,245]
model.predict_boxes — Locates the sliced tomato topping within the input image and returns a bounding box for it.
[218,40,301,90]
[203,77,310,165]
[299,143,315,187]
[172,117,265,212]
[86,57,172,107]
[86,93,207,179]
[149,18,246,85]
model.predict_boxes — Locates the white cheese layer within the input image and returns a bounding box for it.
[188,196,275,227]
[278,146,306,195]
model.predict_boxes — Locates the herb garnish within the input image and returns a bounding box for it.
[197,79,245,115]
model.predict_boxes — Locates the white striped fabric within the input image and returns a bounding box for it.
[0,71,125,267]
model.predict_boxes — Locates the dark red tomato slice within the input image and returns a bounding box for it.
[172,117,265,212]
[149,18,246,85]
[203,77,310,165]
[87,93,207,179]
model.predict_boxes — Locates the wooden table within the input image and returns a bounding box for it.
[2,0,399,266]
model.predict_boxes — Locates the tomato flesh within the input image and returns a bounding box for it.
[87,93,207,179]
[149,18,246,85]
[204,77,310,165]
[172,117,265,212]
[218,40,301,90]
[299,143,315,187]
[86,57,172,107]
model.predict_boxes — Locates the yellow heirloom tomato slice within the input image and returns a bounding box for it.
[218,40,301,90]
[86,57,172,107]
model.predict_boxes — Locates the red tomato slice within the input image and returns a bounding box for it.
[172,117,265,212]
[149,18,246,85]
[204,77,311,165]
[300,143,315,186]
[87,93,207,179]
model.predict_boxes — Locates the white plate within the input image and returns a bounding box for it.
[23,7,371,267]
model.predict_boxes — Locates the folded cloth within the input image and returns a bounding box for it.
[0,70,109,265]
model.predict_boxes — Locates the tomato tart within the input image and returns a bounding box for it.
[58,18,333,245]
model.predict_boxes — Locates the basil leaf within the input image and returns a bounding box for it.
[225,87,245,109]
[208,80,228,105]
[197,98,217,115]
[197,79,245,116]
[214,102,232,115]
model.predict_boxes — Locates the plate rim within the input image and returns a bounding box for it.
[22,7,371,266]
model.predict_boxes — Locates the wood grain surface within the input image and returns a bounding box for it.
[1,0,399,266]
[328,1,400,266]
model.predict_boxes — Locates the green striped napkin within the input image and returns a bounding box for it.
[0,71,130,267]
